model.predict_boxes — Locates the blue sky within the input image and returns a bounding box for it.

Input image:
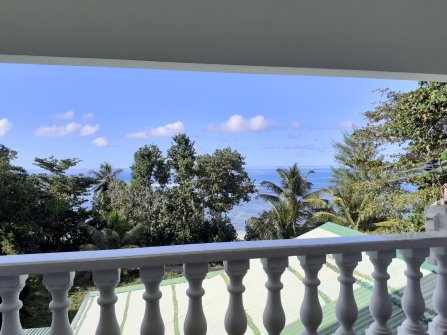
[0,63,418,170]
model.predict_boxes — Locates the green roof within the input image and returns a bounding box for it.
[24,328,50,335]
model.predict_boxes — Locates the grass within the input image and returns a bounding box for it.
[21,269,183,329]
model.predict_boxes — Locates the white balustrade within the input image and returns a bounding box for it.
[43,272,75,335]
[262,257,288,335]
[93,268,121,335]
[397,248,430,335]
[298,254,326,335]
[184,262,208,335]
[1,224,447,334]
[0,275,28,335]
[429,247,447,335]
[140,266,165,335]
[365,250,395,335]
[224,259,250,335]
[334,252,362,335]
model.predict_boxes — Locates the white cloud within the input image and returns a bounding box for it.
[338,120,354,129]
[82,112,94,120]
[208,115,272,133]
[0,119,12,137]
[80,124,100,136]
[92,137,109,147]
[35,122,82,137]
[56,110,74,120]
[291,121,301,129]
[126,121,185,138]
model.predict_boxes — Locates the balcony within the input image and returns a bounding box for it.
[0,220,446,335]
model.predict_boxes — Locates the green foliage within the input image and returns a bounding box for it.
[359,82,447,187]
[324,82,447,234]
[316,129,410,232]
[0,148,94,254]
[30,157,94,252]
[247,164,326,240]
[167,134,196,182]
[89,135,254,248]
[131,145,170,187]
[90,162,123,194]
[244,211,277,240]
[196,148,255,214]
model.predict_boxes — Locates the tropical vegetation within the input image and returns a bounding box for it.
[246,82,447,238]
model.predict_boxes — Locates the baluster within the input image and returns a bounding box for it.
[261,257,288,335]
[93,269,121,335]
[224,259,250,335]
[183,263,208,335]
[397,248,430,335]
[43,272,75,335]
[298,254,326,335]
[365,250,395,335]
[334,252,362,335]
[429,246,447,334]
[0,275,28,335]
[140,266,165,335]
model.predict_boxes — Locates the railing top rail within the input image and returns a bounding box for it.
[0,231,446,276]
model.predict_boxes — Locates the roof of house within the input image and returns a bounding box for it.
[29,222,438,334]
[24,328,50,335]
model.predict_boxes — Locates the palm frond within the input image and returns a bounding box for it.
[303,198,328,209]
[309,212,348,226]
[257,193,280,204]
[260,181,283,195]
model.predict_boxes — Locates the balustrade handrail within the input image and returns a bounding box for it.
[0,230,446,276]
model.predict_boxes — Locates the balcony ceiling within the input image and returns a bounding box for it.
[0,0,446,80]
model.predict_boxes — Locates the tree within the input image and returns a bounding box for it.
[348,82,447,231]
[167,134,196,183]
[90,162,123,194]
[196,148,255,214]
[90,162,123,218]
[244,211,277,240]
[131,145,170,187]
[112,137,255,245]
[31,157,94,252]
[255,164,327,239]
[332,130,385,188]
[359,82,447,187]
[0,145,40,253]
[81,211,139,250]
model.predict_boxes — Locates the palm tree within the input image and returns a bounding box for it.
[258,164,327,238]
[90,162,123,194]
[310,187,392,231]
[310,187,367,230]
[80,211,140,250]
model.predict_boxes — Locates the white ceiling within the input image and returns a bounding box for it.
[1,0,446,80]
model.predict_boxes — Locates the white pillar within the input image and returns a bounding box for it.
[43,272,75,335]
[224,259,250,335]
[183,263,208,335]
[429,247,447,335]
[140,266,165,335]
[93,269,121,335]
[261,257,288,335]
[365,250,395,335]
[0,275,28,335]
[397,248,430,335]
[333,252,362,335]
[298,254,326,335]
